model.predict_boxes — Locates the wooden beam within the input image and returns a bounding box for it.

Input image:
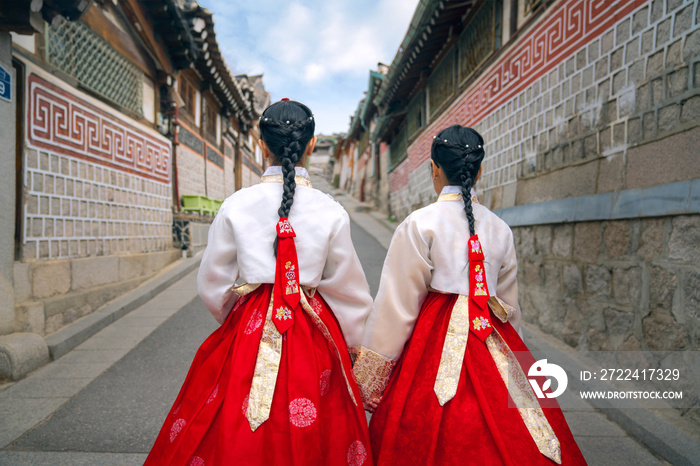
[120,0,175,76]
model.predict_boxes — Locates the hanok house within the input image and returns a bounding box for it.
[369,0,700,357]
[344,64,389,209]
[170,4,262,255]
[0,0,260,381]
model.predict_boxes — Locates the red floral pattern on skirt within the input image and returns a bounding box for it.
[145,285,371,465]
[370,292,587,466]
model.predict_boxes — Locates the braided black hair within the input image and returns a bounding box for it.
[259,100,315,218]
[430,125,485,236]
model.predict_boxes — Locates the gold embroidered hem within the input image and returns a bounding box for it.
[261,174,312,187]
[427,286,449,294]
[487,296,516,323]
[437,192,479,204]
[233,282,261,296]
[485,330,562,464]
[246,293,280,431]
[434,294,470,405]
[353,346,397,410]
[301,285,316,298]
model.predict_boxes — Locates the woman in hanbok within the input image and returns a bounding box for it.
[353,125,586,465]
[145,100,373,465]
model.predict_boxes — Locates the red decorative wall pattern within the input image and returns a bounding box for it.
[390,0,647,193]
[27,74,171,184]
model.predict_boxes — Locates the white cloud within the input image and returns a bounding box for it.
[197,0,420,134]
[304,63,327,82]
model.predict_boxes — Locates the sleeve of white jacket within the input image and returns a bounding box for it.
[197,205,240,325]
[317,210,373,349]
[495,228,523,340]
[361,217,433,360]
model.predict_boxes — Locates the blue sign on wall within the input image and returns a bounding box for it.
[0,63,12,103]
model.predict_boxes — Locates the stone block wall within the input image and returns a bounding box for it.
[383,0,699,357]
[13,249,179,336]
[388,158,439,220]
[22,70,173,261]
[387,0,700,219]
[224,142,235,196]
[14,65,177,338]
[176,144,206,198]
[240,152,263,189]
[22,149,172,261]
[514,214,699,352]
[206,159,226,201]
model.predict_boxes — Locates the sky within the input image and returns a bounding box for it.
[196,0,420,135]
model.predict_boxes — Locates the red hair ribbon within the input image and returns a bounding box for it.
[272,217,300,334]
[468,235,492,341]
[280,98,290,101]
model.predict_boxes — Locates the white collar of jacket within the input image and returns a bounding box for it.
[440,185,477,196]
[262,166,310,179]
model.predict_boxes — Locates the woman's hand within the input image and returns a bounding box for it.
[366,397,381,413]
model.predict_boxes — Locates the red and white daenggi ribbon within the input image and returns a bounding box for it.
[434,234,491,405]
[272,217,300,334]
[246,217,301,431]
[467,235,492,342]
[433,233,561,463]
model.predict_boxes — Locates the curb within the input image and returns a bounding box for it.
[45,252,203,360]
[523,325,700,466]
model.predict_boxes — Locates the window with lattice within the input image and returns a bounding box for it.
[389,124,408,171]
[46,20,144,116]
[179,77,197,119]
[407,91,425,137]
[204,98,218,142]
[458,2,501,86]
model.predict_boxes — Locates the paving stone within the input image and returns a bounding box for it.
[575,436,664,465]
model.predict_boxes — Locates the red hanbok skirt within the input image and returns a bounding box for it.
[369,292,587,466]
[145,285,371,466]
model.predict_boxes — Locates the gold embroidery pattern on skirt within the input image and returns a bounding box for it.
[299,291,358,407]
[261,175,312,188]
[353,347,397,410]
[434,294,470,405]
[486,330,562,464]
[246,294,281,431]
[245,285,359,431]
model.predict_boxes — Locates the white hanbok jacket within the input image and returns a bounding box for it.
[360,186,523,362]
[196,167,373,349]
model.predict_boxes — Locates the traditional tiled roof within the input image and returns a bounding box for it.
[182,2,258,129]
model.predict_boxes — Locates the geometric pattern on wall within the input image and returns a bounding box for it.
[27,73,171,184]
[390,0,647,192]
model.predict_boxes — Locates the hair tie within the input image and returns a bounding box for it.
[281,98,290,101]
